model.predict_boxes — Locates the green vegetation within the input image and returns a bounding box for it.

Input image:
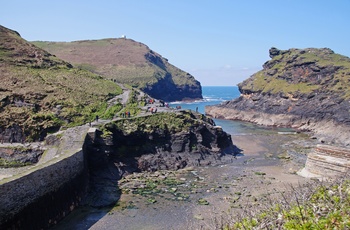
[0,157,33,168]
[122,89,142,116]
[243,71,320,95]
[0,25,125,140]
[197,198,210,205]
[32,38,200,94]
[240,48,350,99]
[230,179,350,229]
[101,103,123,119]
[1,66,123,139]
[118,171,187,206]
[106,110,199,134]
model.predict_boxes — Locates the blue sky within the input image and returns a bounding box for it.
[2,0,350,86]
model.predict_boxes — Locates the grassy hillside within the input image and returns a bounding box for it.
[239,48,350,99]
[0,25,122,141]
[32,38,202,101]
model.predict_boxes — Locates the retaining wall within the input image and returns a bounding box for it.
[0,126,94,229]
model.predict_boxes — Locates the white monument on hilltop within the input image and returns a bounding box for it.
[121,35,126,39]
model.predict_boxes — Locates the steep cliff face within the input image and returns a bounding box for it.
[33,39,203,102]
[0,25,122,142]
[99,110,236,172]
[206,47,350,146]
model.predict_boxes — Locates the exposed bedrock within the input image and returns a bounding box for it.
[206,97,350,146]
[299,144,350,178]
[83,111,240,207]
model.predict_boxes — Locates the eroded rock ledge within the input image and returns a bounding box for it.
[299,145,350,178]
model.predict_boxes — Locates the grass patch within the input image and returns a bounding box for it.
[107,111,198,134]
[0,158,33,168]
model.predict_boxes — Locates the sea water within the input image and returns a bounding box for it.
[169,86,240,114]
[169,86,294,135]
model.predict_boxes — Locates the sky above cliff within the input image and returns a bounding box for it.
[2,0,350,86]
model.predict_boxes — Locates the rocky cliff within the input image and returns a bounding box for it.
[84,110,238,207]
[0,25,123,142]
[33,38,203,102]
[206,47,350,146]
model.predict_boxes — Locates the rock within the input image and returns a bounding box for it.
[95,110,239,174]
[269,47,281,58]
[197,198,209,205]
[147,198,157,204]
[194,214,204,220]
[206,47,350,147]
[299,144,350,178]
[0,146,44,167]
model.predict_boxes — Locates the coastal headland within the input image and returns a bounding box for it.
[206,47,350,180]
[206,47,350,147]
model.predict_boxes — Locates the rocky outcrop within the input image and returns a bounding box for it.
[299,145,350,178]
[206,47,350,146]
[33,38,203,102]
[0,145,43,167]
[142,72,202,102]
[84,111,239,207]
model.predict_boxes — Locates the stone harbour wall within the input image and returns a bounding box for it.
[0,126,93,229]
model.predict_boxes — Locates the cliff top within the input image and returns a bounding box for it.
[239,47,350,99]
